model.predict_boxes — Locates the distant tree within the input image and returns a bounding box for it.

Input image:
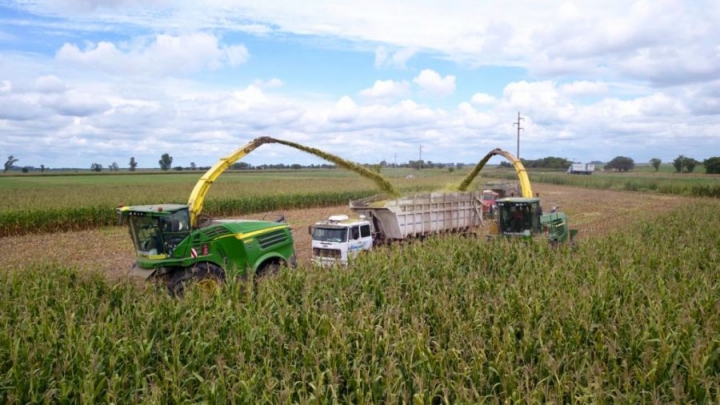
[520,156,571,169]
[649,158,662,172]
[4,155,18,173]
[604,156,635,172]
[190,162,196,170]
[173,166,184,171]
[230,162,252,170]
[499,161,512,168]
[159,153,173,171]
[703,157,720,174]
[685,158,698,173]
[40,164,46,173]
[408,160,425,170]
[672,155,699,173]
[290,164,302,170]
[672,155,685,173]
[90,163,103,172]
[129,157,138,171]
[448,167,455,173]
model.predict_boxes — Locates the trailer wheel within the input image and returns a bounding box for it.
[169,262,225,297]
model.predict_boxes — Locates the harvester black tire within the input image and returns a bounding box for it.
[168,262,226,297]
[196,213,213,228]
[256,261,281,279]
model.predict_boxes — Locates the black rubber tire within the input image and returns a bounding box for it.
[196,213,213,228]
[256,261,281,279]
[168,262,226,297]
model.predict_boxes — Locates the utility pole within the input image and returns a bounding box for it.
[513,112,524,159]
[419,145,423,170]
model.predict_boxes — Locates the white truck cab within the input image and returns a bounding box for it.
[310,215,373,266]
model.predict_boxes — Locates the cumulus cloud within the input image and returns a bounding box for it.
[0,96,47,120]
[27,0,170,13]
[253,78,284,88]
[470,93,496,105]
[2,1,720,166]
[359,80,411,100]
[560,81,609,97]
[39,91,112,117]
[328,96,358,123]
[55,32,249,76]
[457,102,498,128]
[35,75,68,93]
[374,46,416,69]
[413,69,455,97]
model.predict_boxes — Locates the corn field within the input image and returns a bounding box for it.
[0,170,452,237]
[0,186,438,238]
[491,171,720,198]
[1,201,718,403]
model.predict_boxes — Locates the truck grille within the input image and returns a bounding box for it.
[313,248,341,258]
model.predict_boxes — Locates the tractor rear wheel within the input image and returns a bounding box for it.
[168,262,226,297]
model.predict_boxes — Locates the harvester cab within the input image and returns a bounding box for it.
[120,204,190,258]
[495,197,542,237]
[493,198,578,245]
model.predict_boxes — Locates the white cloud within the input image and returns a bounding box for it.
[359,80,411,99]
[560,81,609,97]
[39,91,112,117]
[2,1,720,167]
[55,32,249,76]
[374,46,416,69]
[35,75,68,93]
[328,96,358,123]
[470,93,496,105]
[253,78,284,88]
[413,69,455,97]
[0,97,47,120]
[457,102,497,128]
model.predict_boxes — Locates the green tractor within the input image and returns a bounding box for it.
[117,137,297,294]
[494,197,578,245]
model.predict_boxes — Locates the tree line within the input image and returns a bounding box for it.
[4,153,720,174]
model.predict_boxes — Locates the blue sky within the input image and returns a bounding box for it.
[0,0,718,169]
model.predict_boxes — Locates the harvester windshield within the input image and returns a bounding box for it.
[497,198,541,236]
[126,207,190,256]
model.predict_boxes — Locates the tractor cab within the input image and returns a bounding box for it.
[117,204,191,258]
[495,197,542,237]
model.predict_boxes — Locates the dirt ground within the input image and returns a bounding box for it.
[1,184,696,278]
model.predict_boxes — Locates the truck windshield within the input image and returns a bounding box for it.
[312,227,347,243]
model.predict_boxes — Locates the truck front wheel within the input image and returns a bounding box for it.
[169,262,226,296]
